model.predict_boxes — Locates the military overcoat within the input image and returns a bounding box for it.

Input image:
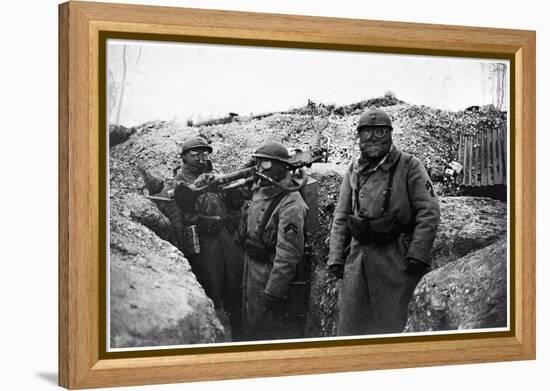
[328,146,440,336]
[242,173,309,340]
[159,163,244,334]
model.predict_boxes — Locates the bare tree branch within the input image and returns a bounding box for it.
[115,45,128,125]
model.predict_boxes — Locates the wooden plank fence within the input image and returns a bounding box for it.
[457,127,507,187]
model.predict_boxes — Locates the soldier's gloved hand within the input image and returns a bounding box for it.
[264,292,285,312]
[194,173,217,187]
[328,264,344,280]
[405,257,430,275]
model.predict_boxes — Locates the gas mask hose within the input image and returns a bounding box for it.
[256,169,308,192]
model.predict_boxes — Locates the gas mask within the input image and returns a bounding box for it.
[357,126,393,160]
[182,148,212,172]
[255,158,287,185]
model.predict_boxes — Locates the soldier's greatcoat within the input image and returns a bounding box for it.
[159,163,244,336]
[242,173,309,340]
[328,146,440,336]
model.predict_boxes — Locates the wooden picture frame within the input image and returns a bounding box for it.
[58,1,536,389]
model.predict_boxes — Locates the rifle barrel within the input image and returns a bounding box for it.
[217,167,255,185]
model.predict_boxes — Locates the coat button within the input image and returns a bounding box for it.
[360,208,367,215]
[359,193,365,198]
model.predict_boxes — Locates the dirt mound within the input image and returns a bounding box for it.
[433,196,507,268]
[109,124,134,147]
[390,105,506,186]
[109,122,228,348]
[332,93,405,116]
[405,237,507,332]
[110,212,224,348]
[176,98,506,196]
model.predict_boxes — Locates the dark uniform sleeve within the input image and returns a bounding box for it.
[406,157,441,265]
[155,181,186,249]
[264,197,308,299]
[328,164,353,267]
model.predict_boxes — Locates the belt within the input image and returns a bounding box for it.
[244,238,275,263]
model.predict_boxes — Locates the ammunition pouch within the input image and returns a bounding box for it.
[244,239,275,263]
[348,151,416,245]
[182,225,201,255]
[196,215,224,235]
[348,213,414,244]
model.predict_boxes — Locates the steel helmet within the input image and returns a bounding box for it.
[180,136,213,155]
[357,108,393,130]
[252,141,292,164]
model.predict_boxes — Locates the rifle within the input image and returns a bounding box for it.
[146,118,330,204]
[189,115,330,194]
[175,141,327,199]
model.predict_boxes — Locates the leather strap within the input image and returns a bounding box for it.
[354,154,401,217]
[256,191,287,247]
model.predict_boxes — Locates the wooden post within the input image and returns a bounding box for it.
[457,133,463,165]
[487,129,494,186]
[466,134,469,186]
[470,133,474,186]
[490,128,495,184]
[493,127,501,184]
[478,131,483,186]
[468,134,474,186]
[485,129,493,186]
[456,132,464,185]
[481,129,487,186]
[474,132,479,186]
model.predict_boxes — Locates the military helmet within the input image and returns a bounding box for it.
[357,108,393,130]
[180,136,213,155]
[252,140,291,164]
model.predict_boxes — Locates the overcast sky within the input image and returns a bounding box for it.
[107,39,508,127]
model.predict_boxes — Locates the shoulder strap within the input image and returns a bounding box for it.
[354,153,402,217]
[381,153,402,215]
[257,191,287,246]
[352,162,360,215]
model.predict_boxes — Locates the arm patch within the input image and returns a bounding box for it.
[284,222,298,235]
[425,180,435,197]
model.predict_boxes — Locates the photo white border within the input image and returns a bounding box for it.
[104,38,512,353]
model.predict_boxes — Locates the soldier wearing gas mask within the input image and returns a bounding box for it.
[241,141,309,340]
[328,108,440,336]
[158,136,245,340]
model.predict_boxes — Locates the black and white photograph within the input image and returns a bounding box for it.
[5,0,548,389]
[107,39,509,350]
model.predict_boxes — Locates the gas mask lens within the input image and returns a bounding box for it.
[189,150,211,158]
[256,159,272,170]
[358,127,389,140]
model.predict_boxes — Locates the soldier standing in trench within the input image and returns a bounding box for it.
[240,141,309,340]
[157,136,245,340]
[327,108,440,336]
